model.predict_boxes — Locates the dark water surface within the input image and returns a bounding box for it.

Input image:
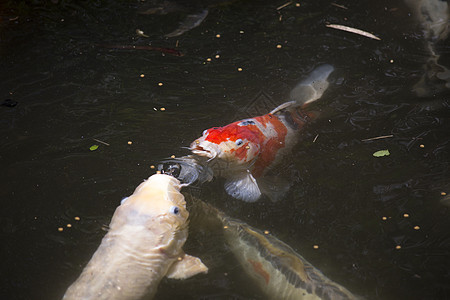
[1,0,449,299]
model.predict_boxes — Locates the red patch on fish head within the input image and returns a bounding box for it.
[201,123,262,163]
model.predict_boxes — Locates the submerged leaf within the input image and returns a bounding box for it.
[373,149,390,157]
[90,145,99,151]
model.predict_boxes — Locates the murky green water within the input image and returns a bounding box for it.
[1,0,449,299]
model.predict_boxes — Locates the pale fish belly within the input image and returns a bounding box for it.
[223,218,357,300]
[63,226,181,300]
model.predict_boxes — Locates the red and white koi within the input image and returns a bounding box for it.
[190,65,334,202]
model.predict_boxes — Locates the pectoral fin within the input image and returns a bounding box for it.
[224,171,261,202]
[166,254,208,279]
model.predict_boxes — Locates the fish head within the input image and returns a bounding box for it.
[115,174,189,251]
[190,121,262,168]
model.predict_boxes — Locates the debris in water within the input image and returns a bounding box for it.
[373,149,390,157]
[1,99,18,107]
[89,145,99,151]
[93,138,110,146]
[326,24,381,40]
[331,3,348,9]
[277,1,292,11]
[136,29,149,38]
[361,135,393,142]
[96,44,184,57]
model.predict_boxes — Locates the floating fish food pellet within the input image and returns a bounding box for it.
[215,54,220,59]
[150,165,155,169]
[237,67,243,72]
[140,74,145,78]
[264,230,269,235]
[382,216,387,220]
[395,245,401,249]
[276,44,282,48]
[74,216,80,221]
[403,213,409,218]
[66,224,72,228]
[158,82,163,86]
[313,245,319,249]
[160,107,166,111]
[414,226,420,230]
[58,227,63,232]
[206,58,212,62]
[216,34,221,38]
[128,141,132,145]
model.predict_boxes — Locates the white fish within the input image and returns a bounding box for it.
[63,174,208,300]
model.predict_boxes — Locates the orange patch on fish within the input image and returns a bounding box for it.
[248,259,270,285]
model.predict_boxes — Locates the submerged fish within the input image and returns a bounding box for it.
[190,65,334,202]
[63,174,208,300]
[404,0,450,96]
[193,200,358,300]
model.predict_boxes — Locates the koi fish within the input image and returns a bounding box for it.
[63,174,208,300]
[192,200,358,300]
[190,65,334,202]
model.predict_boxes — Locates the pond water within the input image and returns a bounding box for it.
[1,0,449,299]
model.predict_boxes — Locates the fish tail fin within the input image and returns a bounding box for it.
[290,64,335,106]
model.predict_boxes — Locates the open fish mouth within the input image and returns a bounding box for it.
[190,143,218,161]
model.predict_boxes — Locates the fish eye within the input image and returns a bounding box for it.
[235,139,244,146]
[170,206,180,215]
[202,129,208,135]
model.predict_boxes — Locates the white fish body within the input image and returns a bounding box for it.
[63,174,208,300]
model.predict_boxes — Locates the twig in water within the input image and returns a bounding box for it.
[331,3,348,9]
[277,1,292,10]
[96,44,184,57]
[361,135,393,142]
[313,134,319,143]
[326,24,381,40]
[93,138,110,146]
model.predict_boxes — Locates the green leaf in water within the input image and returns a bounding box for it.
[90,145,99,151]
[373,149,390,157]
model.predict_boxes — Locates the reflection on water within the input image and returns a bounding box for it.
[0,0,449,299]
